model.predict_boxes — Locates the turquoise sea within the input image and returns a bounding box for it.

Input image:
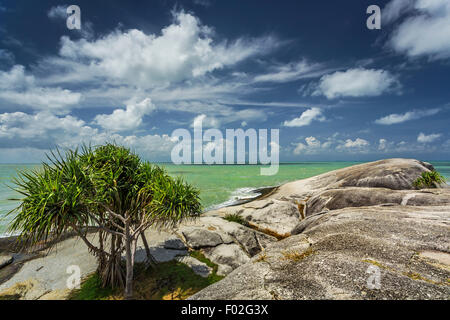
[1,162,449,236]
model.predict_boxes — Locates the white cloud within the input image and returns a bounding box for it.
[342,138,370,148]
[0,111,94,145]
[417,132,442,143]
[47,5,67,20]
[378,138,388,150]
[253,60,330,83]
[383,0,415,24]
[0,65,81,112]
[374,108,440,125]
[293,136,333,155]
[313,68,399,99]
[94,98,156,132]
[387,0,450,60]
[191,114,220,129]
[0,109,177,160]
[56,11,278,88]
[283,107,326,127]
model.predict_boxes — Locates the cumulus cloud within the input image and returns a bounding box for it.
[293,135,371,155]
[378,138,388,150]
[0,65,81,112]
[293,136,329,155]
[313,68,399,99]
[94,98,156,132]
[374,108,440,125]
[0,111,96,150]
[56,11,278,88]
[386,0,450,60]
[417,132,441,143]
[283,108,326,127]
[0,109,177,160]
[191,114,220,129]
[342,138,370,148]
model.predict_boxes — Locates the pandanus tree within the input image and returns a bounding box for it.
[7,144,201,299]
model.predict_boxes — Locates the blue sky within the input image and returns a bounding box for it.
[0,0,449,163]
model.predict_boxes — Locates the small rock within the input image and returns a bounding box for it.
[0,254,13,269]
[163,236,187,250]
[176,256,212,278]
[181,228,224,249]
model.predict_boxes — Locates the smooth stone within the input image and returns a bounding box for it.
[0,254,14,269]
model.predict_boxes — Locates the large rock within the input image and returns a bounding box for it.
[239,200,302,237]
[210,159,440,236]
[203,244,251,276]
[180,227,231,249]
[190,205,450,300]
[177,216,276,275]
[198,216,277,256]
[305,187,450,216]
[0,235,98,300]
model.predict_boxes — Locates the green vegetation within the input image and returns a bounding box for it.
[69,258,224,300]
[413,170,446,189]
[8,144,202,299]
[224,213,249,227]
[68,273,117,300]
[189,250,224,283]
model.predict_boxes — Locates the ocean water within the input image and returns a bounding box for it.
[1,162,449,236]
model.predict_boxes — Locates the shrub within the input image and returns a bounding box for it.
[224,213,249,227]
[413,170,446,189]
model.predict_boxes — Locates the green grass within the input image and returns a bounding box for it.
[224,213,250,227]
[189,250,224,283]
[68,255,224,300]
[413,171,446,189]
[68,273,118,300]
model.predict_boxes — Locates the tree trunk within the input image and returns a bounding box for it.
[141,232,156,268]
[124,222,134,300]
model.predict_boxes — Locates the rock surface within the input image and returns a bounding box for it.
[305,187,450,216]
[191,205,450,300]
[190,159,450,300]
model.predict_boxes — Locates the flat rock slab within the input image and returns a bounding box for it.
[180,227,227,249]
[0,235,98,299]
[0,254,14,269]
